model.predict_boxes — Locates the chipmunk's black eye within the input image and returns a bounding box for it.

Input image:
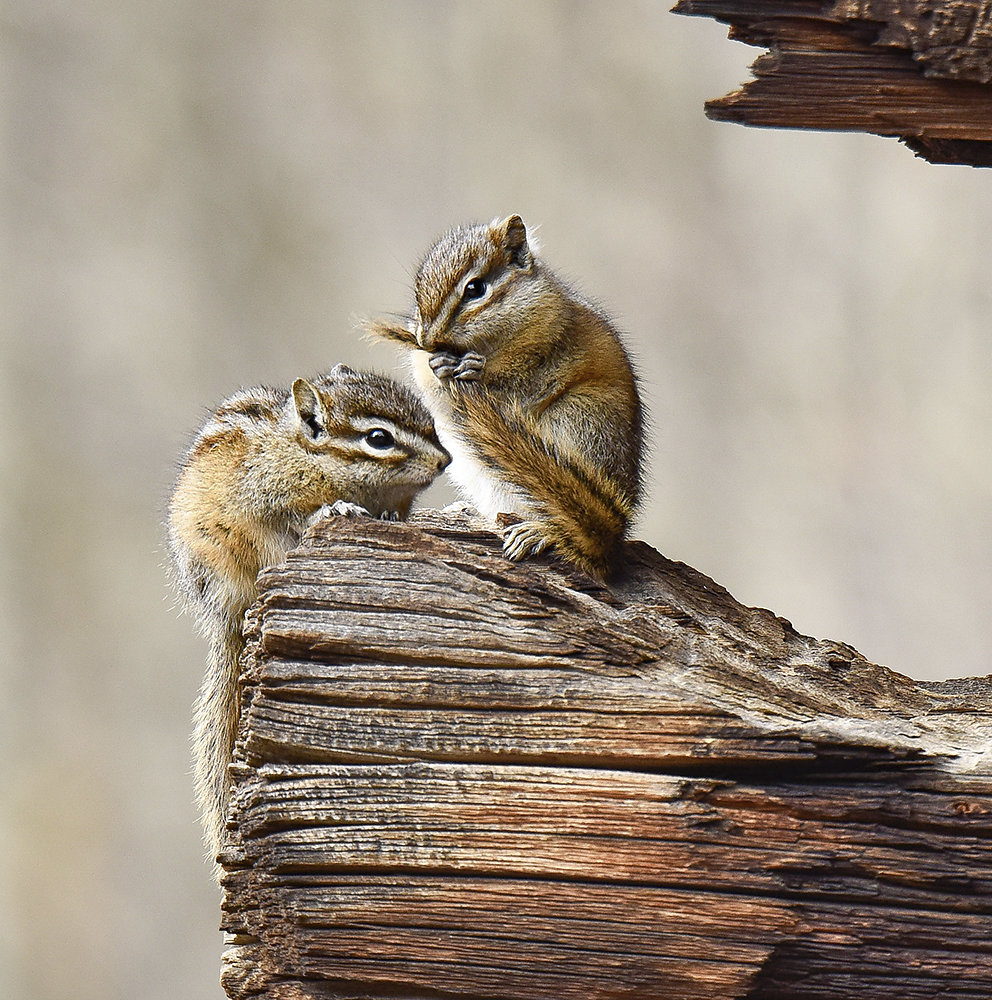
[462,279,487,301]
[365,428,394,449]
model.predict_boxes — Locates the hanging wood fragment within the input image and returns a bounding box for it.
[672,0,992,165]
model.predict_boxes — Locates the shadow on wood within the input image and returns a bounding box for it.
[220,509,992,999]
[672,0,992,166]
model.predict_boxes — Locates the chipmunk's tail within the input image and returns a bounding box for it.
[455,390,637,580]
[192,617,244,879]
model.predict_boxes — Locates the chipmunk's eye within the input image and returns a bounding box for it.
[365,428,394,450]
[462,279,487,301]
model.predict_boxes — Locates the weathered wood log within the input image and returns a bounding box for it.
[672,0,992,166]
[220,508,992,1000]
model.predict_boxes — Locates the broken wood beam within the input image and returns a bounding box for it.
[672,0,992,165]
[219,508,992,999]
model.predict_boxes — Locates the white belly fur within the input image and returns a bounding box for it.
[411,353,530,521]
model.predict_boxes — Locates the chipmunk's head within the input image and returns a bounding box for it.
[410,214,540,353]
[286,365,450,516]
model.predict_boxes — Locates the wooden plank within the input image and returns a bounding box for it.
[225,764,992,909]
[220,510,992,999]
[223,878,791,1000]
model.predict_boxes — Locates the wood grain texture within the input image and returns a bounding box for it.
[671,0,992,165]
[220,509,992,999]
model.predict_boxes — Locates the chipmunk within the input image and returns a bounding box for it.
[167,364,449,872]
[369,215,644,580]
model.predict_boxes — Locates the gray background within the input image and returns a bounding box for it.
[4,3,990,999]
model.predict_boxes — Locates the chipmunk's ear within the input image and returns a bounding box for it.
[364,318,418,348]
[497,214,532,269]
[329,363,356,378]
[292,378,330,440]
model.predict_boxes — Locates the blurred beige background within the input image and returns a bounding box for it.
[3,2,990,998]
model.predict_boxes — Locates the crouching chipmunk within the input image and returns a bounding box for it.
[167,363,449,871]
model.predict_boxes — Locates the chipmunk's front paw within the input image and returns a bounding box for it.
[305,504,333,530]
[451,352,485,382]
[442,500,477,516]
[429,349,485,384]
[327,499,371,518]
[379,510,401,521]
[428,350,460,382]
[502,520,552,561]
[306,502,365,531]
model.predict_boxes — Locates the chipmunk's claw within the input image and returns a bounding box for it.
[502,520,552,561]
[327,500,371,518]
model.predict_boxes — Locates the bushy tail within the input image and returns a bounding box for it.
[455,390,636,579]
[192,619,243,876]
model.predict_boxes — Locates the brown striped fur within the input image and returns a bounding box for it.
[454,389,636,578]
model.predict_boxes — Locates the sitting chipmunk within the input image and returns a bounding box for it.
[167,364,449,872]
[370,215,644,580]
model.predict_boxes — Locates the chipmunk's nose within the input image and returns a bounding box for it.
[437,447,452,472]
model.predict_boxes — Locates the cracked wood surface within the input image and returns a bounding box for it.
[220,509,992,1000]
[672,0,992,165]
